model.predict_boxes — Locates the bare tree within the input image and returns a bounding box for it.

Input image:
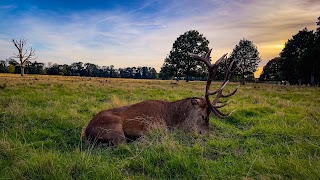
[12,39,37,76]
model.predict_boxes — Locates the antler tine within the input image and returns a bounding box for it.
[214,53,227,67]
[213,103,227,108]
[188,49,213,68]
[219,80,229,91]
[211,107,235,118]
[208,79,229,96]
[212,100,231,108]
[226,58,235,72]
[230,60,241,74]
[207,90,218,96]
[207,81,226,96]
[221,85,239,98]
[205,48,212,61]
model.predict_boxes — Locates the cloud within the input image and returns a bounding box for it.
[0,0,319,75]
[129,0,160,14]
[0,4,16,9]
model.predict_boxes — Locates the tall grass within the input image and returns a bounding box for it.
[0,74,319,179]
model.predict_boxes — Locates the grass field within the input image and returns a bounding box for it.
[0,73,319,179]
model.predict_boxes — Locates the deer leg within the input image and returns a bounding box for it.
[110,124,126,145]
[87,123,125,146]
[101,123,126,146]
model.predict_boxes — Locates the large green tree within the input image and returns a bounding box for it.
[84,63,99,77]
[159,64,173,80]
[229,39,261,85]
[161,30,209,82]
[280,28,314,85]
[70,62,84,76]
[303,17,320,85]
[259,57,282,81]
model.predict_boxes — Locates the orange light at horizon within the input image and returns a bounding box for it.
[254,67,263,78]
[270,44,285,50]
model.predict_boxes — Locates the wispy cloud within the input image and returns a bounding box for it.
[0,4,16,9]
[129,0,159,14]
[0,0,319,74]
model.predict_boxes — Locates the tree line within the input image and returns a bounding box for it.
[259,17,320,86]
[1,39,159,79]
[0,59,158,79]
[4,33,261,84]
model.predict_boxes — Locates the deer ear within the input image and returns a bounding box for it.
[191,98,200,106]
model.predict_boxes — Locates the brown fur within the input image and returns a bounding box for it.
[82,97,209,145]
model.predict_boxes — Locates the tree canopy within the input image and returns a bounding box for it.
[229,39,261,85]
[259,57,282,81]
[161,30,209,82]
[280,28,314,84]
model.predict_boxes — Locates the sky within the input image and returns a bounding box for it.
[0,0,319,77]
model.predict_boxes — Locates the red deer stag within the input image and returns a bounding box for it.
[81,49,238,145]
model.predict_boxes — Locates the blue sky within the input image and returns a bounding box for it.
[0,0,319,76]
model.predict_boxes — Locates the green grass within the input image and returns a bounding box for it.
[0,74,319,179]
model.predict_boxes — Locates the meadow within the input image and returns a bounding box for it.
[0,73,319,179]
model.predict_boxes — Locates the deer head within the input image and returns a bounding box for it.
[189,49,239,118]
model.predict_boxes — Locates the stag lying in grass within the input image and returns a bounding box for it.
[81,49,238,145]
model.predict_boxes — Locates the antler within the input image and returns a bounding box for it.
[189,49,239,118]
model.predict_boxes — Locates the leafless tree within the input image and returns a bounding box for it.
[12,39,37,76]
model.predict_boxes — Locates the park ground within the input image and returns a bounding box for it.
[0,74,319,179]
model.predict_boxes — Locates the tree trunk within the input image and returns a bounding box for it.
[310,68,315,86]
[20,66,25,76]
[185,69,189,82]
[310,74,315,86]
[240,72,245,85]
[176,71,179,82]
